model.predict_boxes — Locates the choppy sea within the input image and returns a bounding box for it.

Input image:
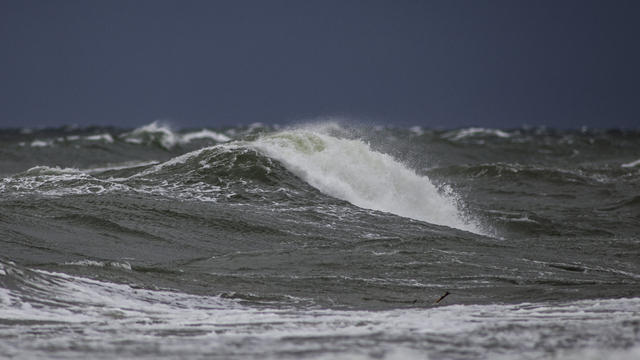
[1,121,639,359]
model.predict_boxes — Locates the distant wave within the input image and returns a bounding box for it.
[119,121,231,149]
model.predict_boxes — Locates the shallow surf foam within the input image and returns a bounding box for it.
[1,261,639,360]
[245,125,482,234]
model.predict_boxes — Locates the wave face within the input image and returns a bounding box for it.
[1,122,640,359]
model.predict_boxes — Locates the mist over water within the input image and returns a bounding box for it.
[1,121,640,359]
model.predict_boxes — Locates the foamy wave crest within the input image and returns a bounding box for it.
[63,260,132,270]
[247,124,482,234]
[120,121,185,149]
[622,158,640,168]
[120,121,231,149]
[182,129,231,143]
[443,127,513,141]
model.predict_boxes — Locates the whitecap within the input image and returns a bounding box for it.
[621,159,640,168]
[443,127,512,141]
[182,129,231,143]
[120,120,184,149]
[84,133,114,143]
[30,139,53,147]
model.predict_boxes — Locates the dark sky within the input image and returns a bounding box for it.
[1,0,639,130]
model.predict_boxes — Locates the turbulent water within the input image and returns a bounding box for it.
[1,121,640,359]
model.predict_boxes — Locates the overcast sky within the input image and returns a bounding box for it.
[1,0,639,130]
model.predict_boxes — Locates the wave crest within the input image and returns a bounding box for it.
[246,126,482,234]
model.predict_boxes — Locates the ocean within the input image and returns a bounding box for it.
[1,121,639,359]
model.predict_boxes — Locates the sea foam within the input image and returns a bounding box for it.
[2,262,639,360]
